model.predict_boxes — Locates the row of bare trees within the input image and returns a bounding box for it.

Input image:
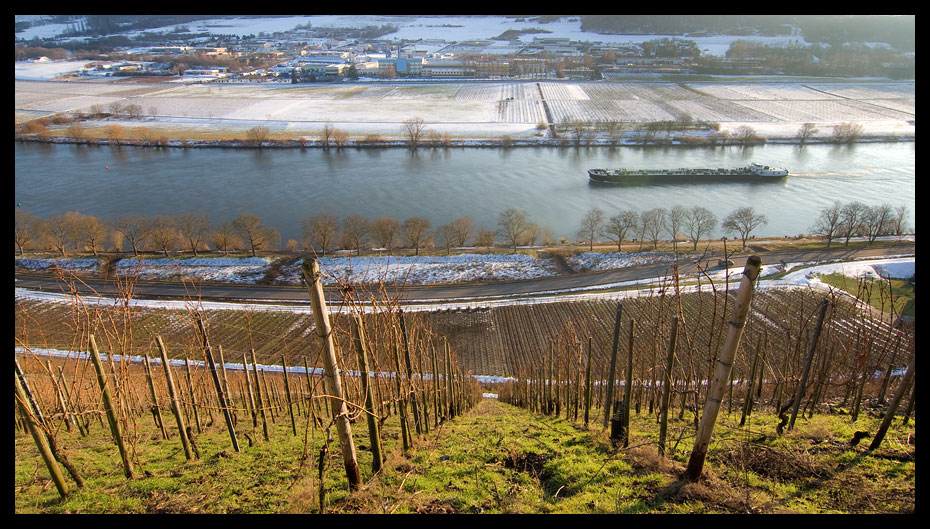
[14,210,279,258]
[578,205,771,252]
[811,201,911,247]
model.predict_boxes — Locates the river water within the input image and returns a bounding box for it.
[14,141,915,246]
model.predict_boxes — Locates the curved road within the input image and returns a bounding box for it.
[15,245,914,305]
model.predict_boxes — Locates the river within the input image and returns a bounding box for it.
[14,141,915,246]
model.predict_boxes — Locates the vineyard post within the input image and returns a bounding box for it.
[414,336,430,434]
[15,372,69,498]
[302,259,362,490]
[867,350,915,453]
[183,354,202,434]
[739,335,764,427]
[901,384,915,426]
[445,342,456,420]
[392,325,411,451]
[603,303,623,429]
[196,317,240,452]
[261,371,276,423]
[685,256,761,482]
[281,355,297,436]
[430,344,441,426]
[398,311,423,436]
[876,332,904,404]
[554,342,561,418]
[142,351,169,440]
[658,315,679,456]
[44,360,72,433]
[622,317,635,447]
[57,366,88,437]
[584,337,593,428]
[242,352,257,427]
[252,349,270,441]
[218,346,237,427]
[788,299,830,431]
[89,334,135,478]
[155,336,194,460]
[351,314,384,473]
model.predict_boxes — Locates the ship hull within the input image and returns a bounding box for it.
[587,169,787,185]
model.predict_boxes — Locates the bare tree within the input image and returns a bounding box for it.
[402,117,427,150]
[641,208,668,250]
[105,124,125,143]
[833,122,864,143]
[331,129,350,149]
[811,202,843,248]
[232,213,279,257]
[797,122,818,144]
[177,212,211,257]
[893,204,911,236]
[210,221,241,256]
[370,215,400,254]
[246,126,270,146]
[734,125,761,145]
[79,214,108,256]
[45,214,72,256]
[497,208,531,253]
[577,208,605,251]
[476,227,496,254]
[450,216,474,248]
[837,201,867,246]
[150,216,179,257]
[302,213,340,256]
[66,123,86,142]
[521,223,540,247]
[112,215,153,257]
[435,224,457,255]
[340,214,370,256]
[664,205,688,251]
[863,203,894,245]
[601,210,638,252]
[685,206,717,251]
[401,216,431,256]
[124,104,143,119]
[721,207,768,249]
[14,210,40,256]
[320,123,335,149]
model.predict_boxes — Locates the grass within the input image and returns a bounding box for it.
[815,272,915,317]
[14,393,915,514]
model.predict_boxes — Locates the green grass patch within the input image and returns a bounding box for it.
[815,272,914,317]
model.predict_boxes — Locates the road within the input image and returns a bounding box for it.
[14,245,914,305]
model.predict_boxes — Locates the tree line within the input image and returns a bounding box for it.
[810,202,911,248]
[14,201,912,260]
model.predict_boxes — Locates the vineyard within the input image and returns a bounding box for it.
[14,262,916,513]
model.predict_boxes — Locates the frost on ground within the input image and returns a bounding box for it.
[15,257,100,272]
[113,256,272,283]
[277,253,559,285]
[567,251,680,272]
[16,253,559,286]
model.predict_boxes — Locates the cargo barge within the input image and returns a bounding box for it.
[588,162,788,184]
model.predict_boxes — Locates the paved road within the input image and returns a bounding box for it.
[15,245,914,305]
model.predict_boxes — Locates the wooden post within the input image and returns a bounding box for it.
[603,303,623,429]
[351,314,384,473]
[155,336,194,460]
[584,337,594,428]
[242,352,257,427]
[57,366,88,437]
[739,335,764,427]
[658,315,679,456]
[183,354,203,434]
[788,299,830,431]
[868,351,915,452]
[686,256,761,482]
[622,317,636,447]
[218,346,236,427]
[281,355,297,436]
[142,351,169,440]
[398,311,423,436]
[88,335,135,478]
[196,317,240,452]
[15,373,68,497]
[302,259,362,490]
[392,325,411,451]
[252,349,270,440]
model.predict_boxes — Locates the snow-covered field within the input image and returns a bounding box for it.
[568,251,680,272]
[113,256,272,283]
